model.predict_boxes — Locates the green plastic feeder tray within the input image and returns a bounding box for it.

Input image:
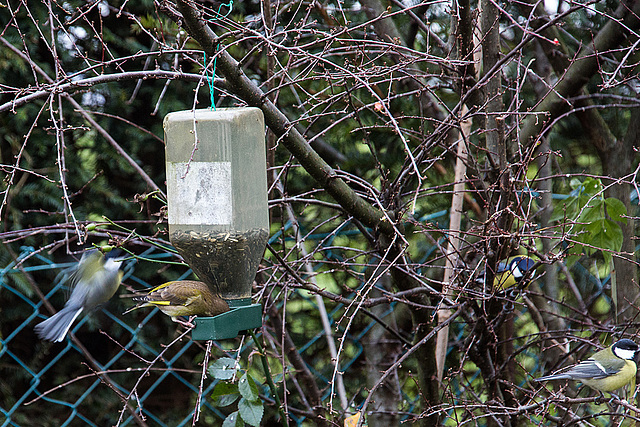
[192,299,262,341]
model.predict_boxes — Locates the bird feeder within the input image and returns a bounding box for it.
[163,108,268,340]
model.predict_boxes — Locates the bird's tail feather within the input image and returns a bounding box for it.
[122,305,141,315]
[34,306,83,342]
[536,374,571,382]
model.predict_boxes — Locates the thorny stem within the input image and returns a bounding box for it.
[249,330,288,427]
[100,216,181,255]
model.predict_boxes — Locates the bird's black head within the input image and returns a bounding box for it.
[511,256,537,279]
[612,339,639,360]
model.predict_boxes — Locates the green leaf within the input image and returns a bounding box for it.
[574,222,596,255]
[550,200,573,222]
[209,357,238,380]
[573,223,589,243]
[581,177,602,195]
[604,219,624,251]
[211,382,241,407]
[584,219,623,253]
[218,393,242,407]
[238,373,260,402]
[569,178,583,190]
[578,200,604,223]
[605,198,627,224]
[238,397,264,427]
[211,381,239,398]
[222,411,244,427]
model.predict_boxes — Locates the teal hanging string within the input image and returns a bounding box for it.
[215,0,234,19]
[203,0,234,110]
[204,50,218,111]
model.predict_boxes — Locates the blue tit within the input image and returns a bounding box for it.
[536,339,639,393]
[477,256,538,290]
[34,250,124,342]
[123,280,229,324]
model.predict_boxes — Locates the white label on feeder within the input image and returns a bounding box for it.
[167,162,232,225]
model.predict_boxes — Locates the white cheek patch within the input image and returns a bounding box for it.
[105,258,123,271]
[614,348,637,360]
[512,264,523,278]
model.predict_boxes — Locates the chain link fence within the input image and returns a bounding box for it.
[0,204,622,426]
[2,223,423,426]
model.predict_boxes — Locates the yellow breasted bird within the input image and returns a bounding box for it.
[536,339,639,393]
[124,280,229,325]
[35,250,124,342]
[477,256,538,290]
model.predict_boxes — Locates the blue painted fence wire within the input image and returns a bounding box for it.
[0,228,409,426]
[0,206,613,426]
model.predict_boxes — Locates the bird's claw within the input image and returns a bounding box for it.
[595,393,619,406]
[594,395,606,405]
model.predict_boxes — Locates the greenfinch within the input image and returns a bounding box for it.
[124,280,229,324]
[35,250,124,342]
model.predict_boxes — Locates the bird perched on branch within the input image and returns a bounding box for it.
[35,250,124,342]
[123,280,229,326]
[536,339,639,393]
[477,255,538,290]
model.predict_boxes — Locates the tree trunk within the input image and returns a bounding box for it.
[364,278,402,427]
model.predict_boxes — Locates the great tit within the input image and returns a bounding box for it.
[536,339,640,393]
[35,250,124,342]
[123,280,229,325]
[477,256,538,290]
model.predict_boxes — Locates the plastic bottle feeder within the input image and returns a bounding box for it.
[164,108,267,340]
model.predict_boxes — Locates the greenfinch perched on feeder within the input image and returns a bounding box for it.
[536,339,639,393]
[35,250,124,342]
[477,256,538,290]
[124,280,229,324]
